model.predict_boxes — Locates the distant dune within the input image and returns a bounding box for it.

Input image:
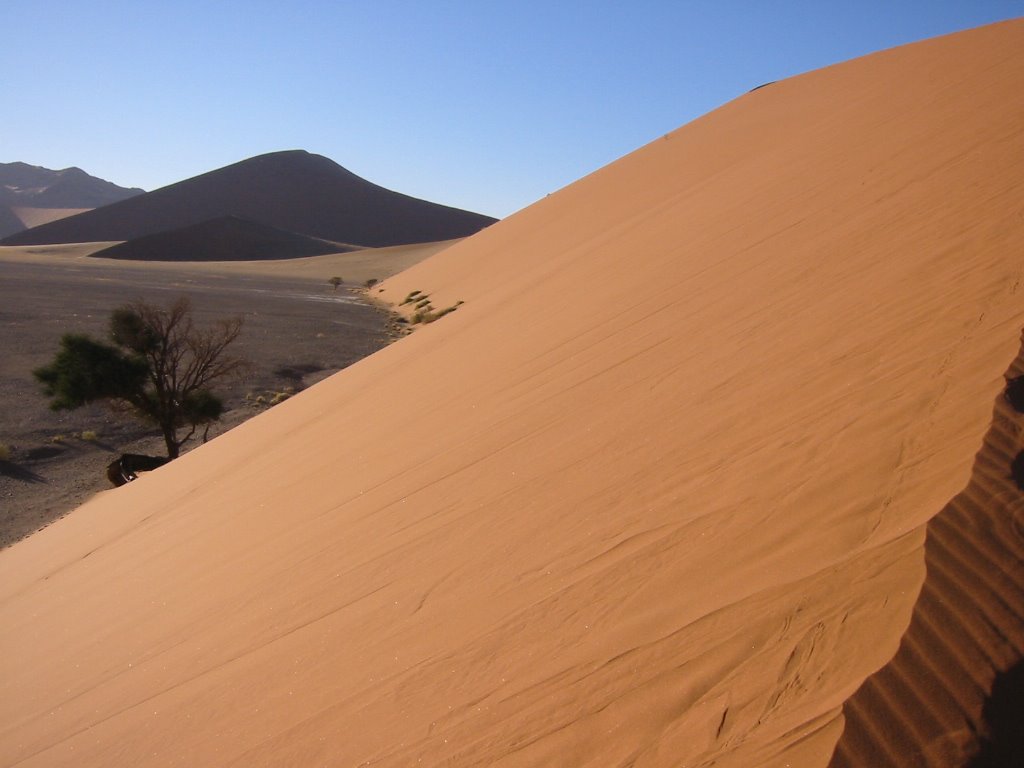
[10,207,91,229]
[1,150,497,249]
[0,161,143,238]
[90,216,356,261]
[1,19,1023,768]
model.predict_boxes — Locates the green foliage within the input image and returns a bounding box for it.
[110,307,160,353]
[34,334,147,409]
[34,297,247,459]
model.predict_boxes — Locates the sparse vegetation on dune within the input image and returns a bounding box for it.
[408,294,464,325]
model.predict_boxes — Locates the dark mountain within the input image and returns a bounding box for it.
[0,161,144,238]
[90,216,357,261]
[2,151,496,248]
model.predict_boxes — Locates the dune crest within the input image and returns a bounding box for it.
[831,341,1024,766]
[1,150,496,249]
[2,19,1024,767]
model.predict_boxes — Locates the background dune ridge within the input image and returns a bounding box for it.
[0,150,495,249]
[1,19,1023,767]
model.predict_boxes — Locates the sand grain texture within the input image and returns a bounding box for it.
[2,20,1024,767]
[830,347,1024,767]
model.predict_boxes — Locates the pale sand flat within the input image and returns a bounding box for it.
[9,207,92,229]
[0,238,458,285]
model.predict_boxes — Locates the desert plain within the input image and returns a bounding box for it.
[2,18,1024,768]
[0,240,451,546]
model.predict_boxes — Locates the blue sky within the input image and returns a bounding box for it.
[3,1,1021,218]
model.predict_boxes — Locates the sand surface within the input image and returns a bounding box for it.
[0,240,452,546]
[9,207,91,229]
[2,20,1023,767]
[831,345,1024,765]
[0,238,457,284]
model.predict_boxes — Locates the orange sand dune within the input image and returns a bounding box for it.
[831,345,1024,766]
[2,19,1024,767]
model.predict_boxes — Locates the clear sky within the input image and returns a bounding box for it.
[3,1,1020,218]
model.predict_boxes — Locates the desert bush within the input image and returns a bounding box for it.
[0,442,10,461]
[80,430,98,442]
[35,297,248,459]
[424,301,464,324]
[328,276,344,291]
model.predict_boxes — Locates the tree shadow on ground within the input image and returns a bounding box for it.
[0,460,45,483]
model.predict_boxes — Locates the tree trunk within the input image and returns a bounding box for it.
[161,423,180,459]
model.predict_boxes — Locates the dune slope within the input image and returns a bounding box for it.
[2,19,1024,768]
[89,216,356,261]
[1,150,496,248]
[0,161,143,238]
[830,346,1024,767]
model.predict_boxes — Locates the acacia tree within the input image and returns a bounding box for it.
[35,297,248,459]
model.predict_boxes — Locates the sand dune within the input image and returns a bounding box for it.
[89,215,357,261]
[9,207,91,229]
[831,346,1024,766]
[0,161,142,238]
[2,150,496,248]
[2,19,1023,768]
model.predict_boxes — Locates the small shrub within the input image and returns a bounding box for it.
[80,430,98,442]
[270,392,291,406]
[51,435,67,443]
[0,443,10,461]
[328,276,344,291]
[365,278,378,288]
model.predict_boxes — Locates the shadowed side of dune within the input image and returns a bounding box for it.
[1,151,496,248]
[90,216,357,261]
[831,341,1024,767]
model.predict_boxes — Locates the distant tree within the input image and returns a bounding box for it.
[34,297,248,459]
[328,276,344,291]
